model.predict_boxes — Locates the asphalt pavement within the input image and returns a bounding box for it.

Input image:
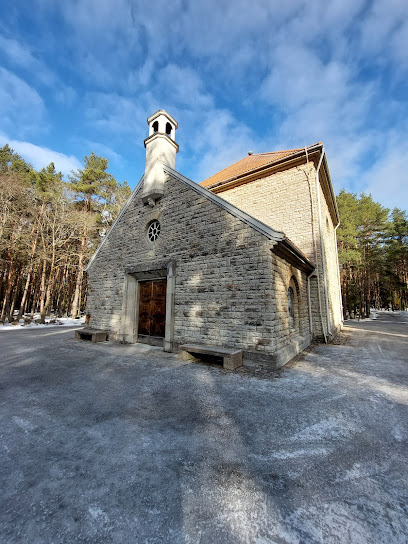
[0,311,407,543]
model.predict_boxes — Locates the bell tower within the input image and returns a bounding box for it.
[142,110,179,205]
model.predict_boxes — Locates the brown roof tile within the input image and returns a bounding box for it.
[200,144,321,189]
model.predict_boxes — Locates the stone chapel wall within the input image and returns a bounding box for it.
[213,162,342,338]
[86,173,311,366]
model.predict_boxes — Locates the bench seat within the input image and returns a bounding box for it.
[75,328,108,343]
[178,344,243,370]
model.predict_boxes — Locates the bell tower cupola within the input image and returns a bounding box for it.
[142,110,179,205]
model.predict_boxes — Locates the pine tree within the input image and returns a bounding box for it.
[68,153,117,318]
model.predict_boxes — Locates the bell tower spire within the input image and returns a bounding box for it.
[142,110,179,205]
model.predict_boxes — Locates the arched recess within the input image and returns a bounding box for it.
[288,275,300,332]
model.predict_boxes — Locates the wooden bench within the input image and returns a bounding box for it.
[75,328,108,343]
[178,344,243,370]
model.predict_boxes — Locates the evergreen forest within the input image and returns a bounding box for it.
[0,143,407,324]
[336,190,408,318]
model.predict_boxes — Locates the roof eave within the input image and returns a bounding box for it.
[321,152,340,225]
[272,237,316,274]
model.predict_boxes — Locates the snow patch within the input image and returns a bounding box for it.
[88,506,110,524]
[1,316,85,331]
[392,426,404,442]
[336,463,364,482]
[286,499,407,544]
[290,416,358,442]
[13,416,37,432]
[271,447,330,459]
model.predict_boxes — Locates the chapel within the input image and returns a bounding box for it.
[85,110,342,367]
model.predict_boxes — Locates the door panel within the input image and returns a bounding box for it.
[138,281,152,335]
[138,279,167,338]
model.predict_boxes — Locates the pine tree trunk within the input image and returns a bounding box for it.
[71,225,87,318]
[18,235,38,319]
[1,261,15,322]
[39,260,48,323]
[9,267,24,319]
[55,264,69,316]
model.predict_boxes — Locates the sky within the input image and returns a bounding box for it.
[0,0,407,211]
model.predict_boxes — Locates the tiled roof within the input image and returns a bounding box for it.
[200,144,321,188]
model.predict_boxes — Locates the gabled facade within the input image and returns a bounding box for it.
[85,110,342,367]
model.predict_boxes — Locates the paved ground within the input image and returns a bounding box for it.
[1,311,407,544]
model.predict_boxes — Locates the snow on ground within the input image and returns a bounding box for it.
[345,309,408,322]
[0,316,85,331]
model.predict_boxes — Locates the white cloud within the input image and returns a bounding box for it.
[156,64,213,109]
[0,34,77,105]
[360,136,408,210]
[359,0,408,69]
[185,109,256,181]
[0,134,82,177]
[260,46,354,110]
[84,91,151,139]
[0,34,55,86]
[0,67,46,136]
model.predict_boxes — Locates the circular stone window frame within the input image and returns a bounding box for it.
[147,219,161,242]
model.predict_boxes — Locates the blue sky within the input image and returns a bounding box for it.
[0,0,407,210]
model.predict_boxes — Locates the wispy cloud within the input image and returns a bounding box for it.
[1,0,407,208]
[0,68,46,136]
[0,33,76,105]
[185,108,257,181]
[361,133,408,210]
[84,92,151,139]
[0,34,55,86]
[359,0,408,70]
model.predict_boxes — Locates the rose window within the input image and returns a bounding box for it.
[147,220,161,242]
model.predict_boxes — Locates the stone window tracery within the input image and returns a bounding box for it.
[147,220,161,242]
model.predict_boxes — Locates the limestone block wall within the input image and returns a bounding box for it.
[213,162,342,338]
[87,173,311,366]
[215,164,317,259]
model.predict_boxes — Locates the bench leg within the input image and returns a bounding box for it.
[224,353,243,370]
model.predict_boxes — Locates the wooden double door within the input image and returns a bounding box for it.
[138,279,167,338]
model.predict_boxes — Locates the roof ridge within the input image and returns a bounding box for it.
[201,142,323,187]
[254,148,301,156]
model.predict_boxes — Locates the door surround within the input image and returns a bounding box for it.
[121,260,176,352]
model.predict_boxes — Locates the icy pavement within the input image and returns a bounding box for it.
[0,311,407,543]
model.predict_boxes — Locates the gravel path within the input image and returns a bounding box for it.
[1,311,407,543]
